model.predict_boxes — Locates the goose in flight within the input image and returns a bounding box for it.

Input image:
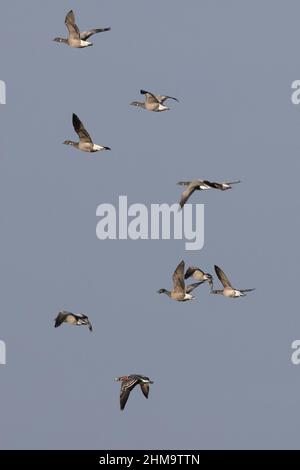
[157,260,204,301]
[130,89,179,112]
[115,375,154,411]
[53,10,111,48]
[185,266,213,288]
[63,114,111,153]
[211,265,255,298]
[54,310,93,331]
[177,179,240,208]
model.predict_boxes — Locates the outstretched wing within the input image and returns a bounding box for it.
[120,377,139,410]
[54,311,68,328]
[184,266,204,280]
[140,89,160,104]
[214,265,233,288]
[80,27,111,40]
[65,10,81,40]
[202,180,221,189]
[72,114,93,144]
[172,260,185,294]
[120,388,131,411]
[157,95,179,104]
[206,180,241,190]
[76,314,93,331]
[185,281,204,293]
[179,181,199,208]
[140,383,149,399]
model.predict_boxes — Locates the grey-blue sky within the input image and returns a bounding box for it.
[0,0,300,449]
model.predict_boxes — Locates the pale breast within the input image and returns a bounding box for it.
[171,292,185,301]
[223,287,235,297]
[79,142,93,152]
[193,271,204,281]
[66,315,77,325]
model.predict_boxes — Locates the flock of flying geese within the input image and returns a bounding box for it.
[53,9,255,411]
[158,261,255,302]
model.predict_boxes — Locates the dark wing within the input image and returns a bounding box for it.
[157,95,179,104]
[140,89,160,104]
[120,387,131,411]
[172,260,185,294]
[65,10,81,40]
[206,180,241,190]
[77,314,93,331]
[80,28,111,40]
[214,265,233,288]
[240,288,255,293]
[185,281,204,293]
[72,114,93,144]
[203,180,221,189]
[184,266,204,280]
[140,383,149,399]
[54,311,68,328]
[120,377,139,410]
[179,181,199,208]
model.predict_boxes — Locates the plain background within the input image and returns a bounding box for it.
[0,0,300,450]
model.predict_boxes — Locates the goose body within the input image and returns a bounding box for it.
[185,266,213,288]
[64,113,111,153]
[115,374,154,410]
[54,10,110,48]
[177,179,240,208]
[211,265,255,298]
[157,260,204,302]
[131,89,178,112]
[54,310,93,331]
